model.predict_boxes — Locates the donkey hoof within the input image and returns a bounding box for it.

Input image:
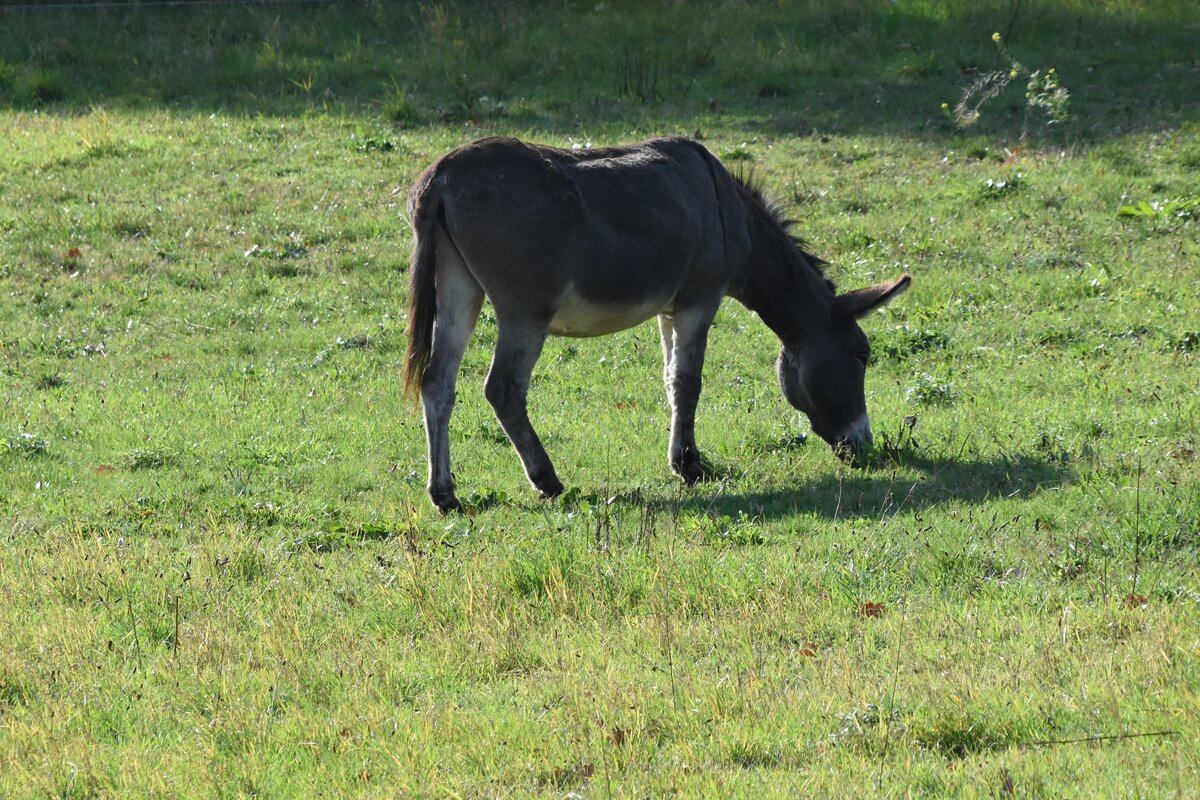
[671,460,706,486]
[436,498,463,514]
[535,477,566,499]
[430,490,463,514]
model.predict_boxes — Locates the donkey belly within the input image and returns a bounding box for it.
[549,287,671,337]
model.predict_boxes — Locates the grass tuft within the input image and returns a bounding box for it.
[5,432,49,458]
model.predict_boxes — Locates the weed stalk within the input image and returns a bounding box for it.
[1132,457,1142,596]
[126,595,144,674]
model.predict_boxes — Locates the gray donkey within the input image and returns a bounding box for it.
[404,137,910,512]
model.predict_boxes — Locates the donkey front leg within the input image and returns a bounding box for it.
[485,319,565,499]
[420,246,485,513]
[661,304,719,485]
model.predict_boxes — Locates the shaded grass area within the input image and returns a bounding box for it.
[1,0,1197,139]
[2,1,1199,797]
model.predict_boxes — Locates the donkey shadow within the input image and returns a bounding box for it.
[639,447,1072,522]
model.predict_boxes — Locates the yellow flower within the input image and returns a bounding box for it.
[941,102,950,110]
[992,32,1002,42]
[1009,70,1018,79]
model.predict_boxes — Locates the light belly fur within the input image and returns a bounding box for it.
[548,287,672,337]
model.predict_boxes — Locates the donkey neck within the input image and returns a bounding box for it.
[731,209,834,345]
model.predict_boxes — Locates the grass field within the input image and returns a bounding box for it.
[2,1,1198,796]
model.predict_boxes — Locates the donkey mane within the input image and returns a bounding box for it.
[731,171,836,295]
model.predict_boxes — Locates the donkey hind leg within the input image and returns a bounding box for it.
[421,242,485,513]
[657,313,675,405]
[484,318,565,499]
[664,304,719,485]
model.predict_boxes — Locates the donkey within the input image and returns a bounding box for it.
[404,137,910,512]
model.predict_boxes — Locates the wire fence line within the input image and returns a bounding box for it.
[2,0,361,11]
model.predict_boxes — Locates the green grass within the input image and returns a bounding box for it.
[2,1,1198,796]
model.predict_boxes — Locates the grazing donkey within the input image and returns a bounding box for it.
[405,137,910,512]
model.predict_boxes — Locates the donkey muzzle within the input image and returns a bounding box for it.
[832,413,873,466]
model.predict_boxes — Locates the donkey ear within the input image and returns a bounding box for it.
[834,274,912,320]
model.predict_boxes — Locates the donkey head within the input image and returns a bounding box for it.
[777,274,911,464]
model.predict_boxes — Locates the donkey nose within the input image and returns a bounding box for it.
[833,414,873,465]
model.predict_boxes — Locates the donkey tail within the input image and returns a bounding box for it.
[403,176,441,401]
